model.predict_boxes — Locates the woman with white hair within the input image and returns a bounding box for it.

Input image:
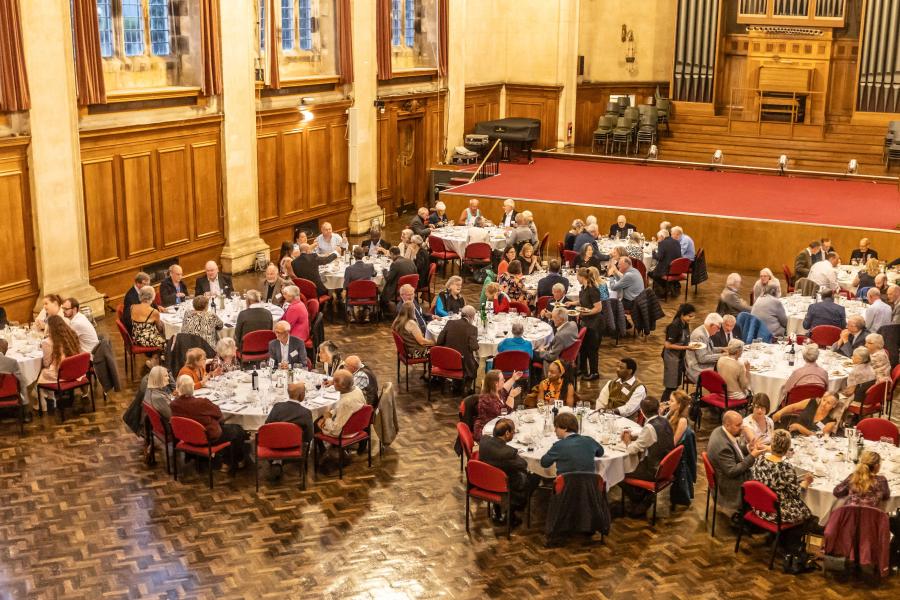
[841,346,875,399]
[211,337,240,374]
[398,228,415,260]
[625,232,644,262]
[429,201,449,227]
[131,286,165,348]
[144,365,174,420]
[564,219,584,251]
[864,333,891,382]
[719,273,751,316]
[752,268,782,300]
[779,343,828,404]
[715,339,751,400]
[410,234,431,284]
[433,276,465,317]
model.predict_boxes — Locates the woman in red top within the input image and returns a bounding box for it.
[833,450,891,507]
[473,369,523,440]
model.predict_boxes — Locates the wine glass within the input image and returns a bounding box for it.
[515,404,524,423]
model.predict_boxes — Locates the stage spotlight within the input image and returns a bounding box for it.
[647,145,658,160]
[778,154,788,175]
[847,159,858,175]
[712,149,724,165]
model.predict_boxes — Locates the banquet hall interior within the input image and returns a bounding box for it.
[3,0,900,598]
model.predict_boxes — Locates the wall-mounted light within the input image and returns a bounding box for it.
[299,97,314,123]
[846,159,858,175]
[712,149,724,165]
[778,154,788,175]
[647,144,658,160]
[374,100,386,114]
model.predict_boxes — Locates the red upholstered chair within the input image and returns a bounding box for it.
[462,242,492,275]
[556,241,565,260]
[115,306,159,381]
[620,445,684,526]
[36,352,93,421]
[169,416,232,489]
[856,417,899,445]
[239,329,276,366]
[256,422,307,491]
[465,459,512,538]
[701,451,718,536]
[535,295,553,316]
[305,298,320,324]
[314,404,374,479]
[492,350,531,383]
[154,290,163,307]
[428,346,466,401]
[391,330,430,391]
[419,262,437,303]
[456,421,475,473]
[848,381,889,419]
[346,279,380,323]
[633,258,648,288]
[294,278,331,321]
[695,370,747,429]
[428,235,459,275]
[143,402,171,473]
[661,258,692,300]
[0,373,25,434]
[396,274,420,302]
[557,327,587,390]
[562,250,578,268]
[783,383,826,407]
[536,232,550,262]
[508,300,530,316]
[809,325,842,347]
[734,480,806,569]
[782,264,795,293]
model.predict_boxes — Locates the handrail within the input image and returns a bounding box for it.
[468,139,502,183]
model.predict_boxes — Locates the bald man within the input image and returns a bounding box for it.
[195,260,233,297]
[343,355,379,407]
[316,369,366,438]
[609,214,636,240]
[265,381,315,480]
[707,411,764,513]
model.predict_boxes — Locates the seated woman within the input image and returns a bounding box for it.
[397,228,415,260]
[278,241,296,280]
[665,389,697,507]
[484,282,511,314]
[664,389,692,446]
[181,295,223,348]
[211,338,240,374]
[144,365,174,420]
[742,393,775,447]
[564,219,584,251]
[317,340,342,376]
[178,347,209,390]
[498,260,526,302]
[715,339,751,401]
[839,346,875,403]
[865,333,891,383]
[37,315,82,412]
[625,232,644,262]
[525,360,575,408]
[497,246,517,276]
[391,302,434,358]
[518,243,540,275]
[574,243,603,271]
[497,320,534,359]
[852,258,880,290]
[433,276,465,317]
[750,429,814,552]
[34,293,64,334]
[131,287,165,349]
[753,268,782,300]
[834,450,890,507]
[473,369,523,440]
[772,392,839,437]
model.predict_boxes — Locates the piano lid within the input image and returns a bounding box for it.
[473,117,541,142]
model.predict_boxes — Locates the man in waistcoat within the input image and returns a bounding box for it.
[620,396,675,517]
[594,358,646,420]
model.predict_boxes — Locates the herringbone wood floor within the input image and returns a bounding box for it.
[1,217,898,599]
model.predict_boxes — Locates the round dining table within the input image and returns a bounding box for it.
[0,327,43,385]
[319,255,391,291]
[425,312,554,359]
[521,270,581,302]
[484,408,642,485]
[780,294,867,336]
[428,225,508,257]
[835,264,900,295]
[596,237,657,269]
[159,300,284,340]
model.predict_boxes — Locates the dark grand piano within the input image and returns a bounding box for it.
[473,117,541,163]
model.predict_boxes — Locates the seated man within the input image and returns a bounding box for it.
[497,321,534,359]
[397,283,431,332]
[159,264,188,306]
[259,264,286,305]
[480,417,540,526]
[536,260,569,299]
[436,305,480,387]
[61,297,99,354]
[609,214,636,240]
[707,410,763,516]
[123,271,153,332]
[466,216,492,244]
[382,247,417,313]
[718,273,751,316]
[410,207,433,239]
[808,251,841,293]
[573,224,600,255]
[343,355,379,407]
[540,412,604,475]
[459,198,481,225]
[265,381,315,481]
[315,221,345,256]
[540,283,568,320]
[802,288,846,331]
[314,370,366,467]
[534,307,578,366]
[504,213,537,248]
[620,396,675,517]
[429,201,450,227]
[670,226,695,261]
[234,289,273,349]
[864,287,891,333]
[361,226,390,257]
[195,261,233,297]
[711,314,743,347]
[268,320,307,368]
[685,313,724,383]
[498,198,517,228]
[649,229,682,290]
[291,243,337,298]
[850,237,878,264]
[750,288,788,338]
[595,358,646,419]
[779,344,828,404]
[831,315,869,357]
[170,375,246,473]
[606,257,645,309]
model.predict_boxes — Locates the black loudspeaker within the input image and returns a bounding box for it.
[577,55,585,77]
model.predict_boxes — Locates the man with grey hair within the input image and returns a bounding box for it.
[195,260,233,297]
[751,287,788,337]
[650,227,682,292]
[831,314,868,357]
[540,282,568,319]
[160,263,188,306]
[429,201,449,227]
[268,320,306,368]
[607,256,644,309]
[410,206,433,239]
[505,213,537,248]
[259,263,286,305]
[865,287,892,333]
[534,307,579,366]
[887,284,900,324]
[609,214,636,240]
[123,271,153,331]
[234,288,273,348]
[497,320,533,359]
[315,221,345,256]
[573,222,600,255]
[712,314,744,347]
[718,273,750,316]
[670,226,695,261]
[437,305,480,386]
[779,343,828,403]
[499,198,517,228]
[685,313,724,383]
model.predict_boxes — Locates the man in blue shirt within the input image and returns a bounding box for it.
[671,226,695,261]
[540,413,604,474]
[497,321,534,358]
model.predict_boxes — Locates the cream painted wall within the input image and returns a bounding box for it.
[462,0,507,85]
[578,0,676,82]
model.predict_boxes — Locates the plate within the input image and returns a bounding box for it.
[688,342,704,350]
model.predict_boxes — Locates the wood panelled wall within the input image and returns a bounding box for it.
[80,116,224,301]
[504,84,561,151]
[376,91,446,215]
[256,101,352,250]
[716,35,749,114]
[464,84,502,134]
[0,137,38,322]
[574,82,670,147]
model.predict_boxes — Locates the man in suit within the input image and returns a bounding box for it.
[887,285,900,324]
[361,226,391,257]
[831,315,869,357]
[382,246,417,313]
[397,284,431,332]
[573,223,600,255]
[534,307,579,366]
[608,214,637,240]
[159,264,188,306]
[498,198,518,228]
[195,261,233,297]
[686,313,724,383]
[540,412,604,475]
[410,207,433,240]
[265,381,315,481]
[234,289,274,349]
[291,243,336,298]
[708,410,764,514]
[436,305,480,386]
[122,271,153,332]
[259,264,287,305]
[718,273,751,316]
[343,247,377,322]
[281,286,309,342]
[268,320,307,368]
[650,229,682,290]
[794,240,821,279]
[711,314,743,347]
[801,288,846,331]
[620,396,674,517]
[480,417,540,525]
[0,339,31,417]
[536,259,569,299]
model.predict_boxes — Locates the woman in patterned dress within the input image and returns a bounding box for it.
[181,295,223,348]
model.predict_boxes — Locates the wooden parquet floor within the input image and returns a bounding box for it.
[1,217,898,599]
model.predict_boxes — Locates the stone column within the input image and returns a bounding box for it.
[444,0,467,160]
[555,0,580,149]
[18,0,104,315]
[347,0,382,235]
[218,0,270,272]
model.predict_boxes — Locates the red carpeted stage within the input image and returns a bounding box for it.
[440,157,900,272]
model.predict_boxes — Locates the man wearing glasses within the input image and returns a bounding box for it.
[61,298,99,353]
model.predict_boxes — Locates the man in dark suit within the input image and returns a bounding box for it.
[536,260,569,299]
[259,264,287,305]
[802,288,847,331]
[159,264,188,306]
[498,199,518,228]
[382,246,417,312]
[707,410,763,514]
[360,226,390,258]
[711,314,743,347]
[436,305,479,385]
[344,247,376,290]
[264,381,315,481]
[268,320,307,367]
[410,207,433,239]
[480,418,540,525]
[608,214,637,239]
[397,284,432,332]
[291,243,337,297]
[195,261,233,297]
[234,289,274,349]
[650,229,682,289]
[123,271,154,332]
[794,240,820,279]
[831,315,868,357]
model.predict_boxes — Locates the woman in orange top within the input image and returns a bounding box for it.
[177,348,208,389]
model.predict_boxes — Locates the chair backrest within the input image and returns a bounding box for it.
[116,303,125,320]
[397,274,419,294]
[342,404,375,437]
[559,327,587,362]
[170,416,209,445]
[856,417,900,445]
[58,352,92,382]
[655,445,685,482]
[0,373,19,398]
[464,242,492,260]
[781,264,794,287]
[430,345,464,371]
[294,278,318,301]
[535,295,553,315]
[556,241,565,259]
[785,384,826,405]
[305,298,320,323]
[553,471,605,495]
[699,369,727,395]
[422,262,437,290]
[667,257,692,276]
[562,250,578,267]
[492,350,531,374]
[347,279,379,301]
[391,330,408,357]
[429,235,447,253]
[508,300,530,316]
[456,422,475,459]
[809,325,842,347]
[857,286,872,301]
[863,380,888,409]
[143,402,167,438]
[741,480,780,517]
[466,459,508,493]
[794,277,817,297]
[241,329,276,353]
[537,232,550,256]
[701,451,716,490]
[258,421,303,449]
[115,319,134,346]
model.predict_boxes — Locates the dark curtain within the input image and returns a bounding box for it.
[199,0,223,95]
[0,0,29,111]
[72,0,107,106]
[376,0,392,80]
[336,0,353,84]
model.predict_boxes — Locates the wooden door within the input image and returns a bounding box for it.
[395,116,424,215]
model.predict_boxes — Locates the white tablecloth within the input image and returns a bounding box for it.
[835,265,900,294]
[160,302,284,340]
[196,369,335,432]
[780,295,867,336]
[597,238,657,269]
[521,271,581,301]
[742,343,851,412]
[484,409,642,486]
[0,329,43,385]
[425,313,554,358]
[789,435,900,524]
[429,225,507,257]
[319,256,390,291]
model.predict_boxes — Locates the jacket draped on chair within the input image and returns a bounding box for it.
[544,472,611,540]
[735,312,773,343]
[630,288,665,335]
